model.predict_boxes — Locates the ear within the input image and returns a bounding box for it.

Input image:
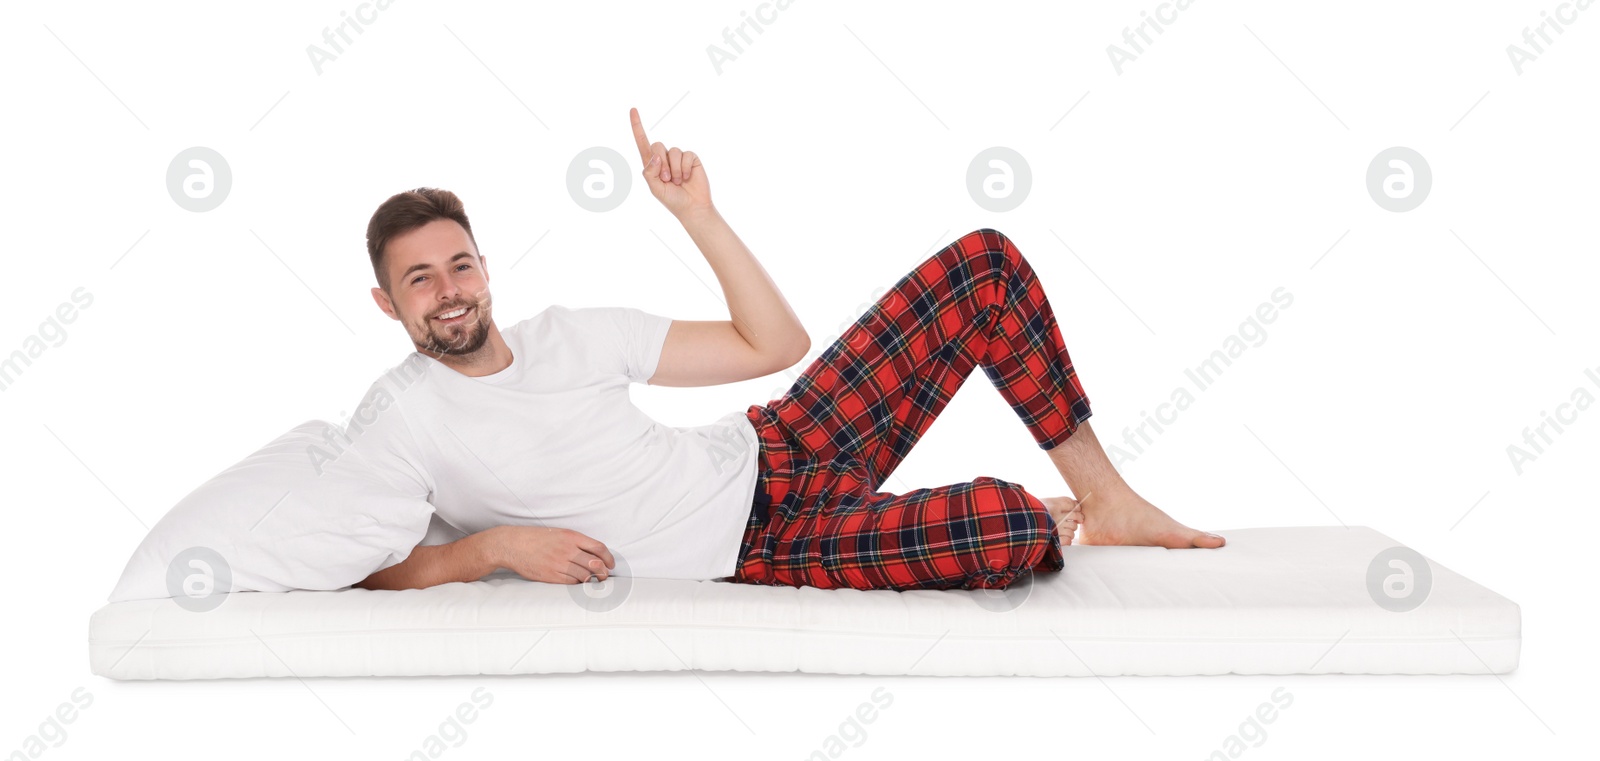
[371,286,400,321]
[479,253,490,283]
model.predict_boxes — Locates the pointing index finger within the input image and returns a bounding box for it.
[629,107,652,163]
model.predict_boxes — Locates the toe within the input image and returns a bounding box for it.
[1193,532,1225,549]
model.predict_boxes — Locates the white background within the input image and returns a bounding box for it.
[2,0,1594,758]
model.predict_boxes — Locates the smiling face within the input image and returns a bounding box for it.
[371,218,496,358]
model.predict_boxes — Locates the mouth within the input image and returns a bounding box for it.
[433,305,475,325]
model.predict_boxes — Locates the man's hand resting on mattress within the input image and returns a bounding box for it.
[354,526,616,591]
[481,526,617,584]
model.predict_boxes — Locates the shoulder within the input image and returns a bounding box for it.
[533,304,653,338]
[506,303,591,333]
[369,351,438,401]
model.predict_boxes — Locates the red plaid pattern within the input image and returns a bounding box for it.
[730,229,1093,591]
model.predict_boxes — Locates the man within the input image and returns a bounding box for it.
[354,107,1224,594]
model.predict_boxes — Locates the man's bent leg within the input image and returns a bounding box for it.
[763,228,1091,489]
[735,228,1219,586]
[730,451,1062,590]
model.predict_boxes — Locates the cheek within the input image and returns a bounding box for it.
[405,297,432,323]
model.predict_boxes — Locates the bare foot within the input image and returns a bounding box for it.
[1074,488,1225,549]
[1039,496,1085,545]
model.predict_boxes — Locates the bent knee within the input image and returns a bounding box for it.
[962,478,1056,587]
[955,228,1031,279]
[959,227,1009,243]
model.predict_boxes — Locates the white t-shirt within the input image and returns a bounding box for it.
[340,304,761,581]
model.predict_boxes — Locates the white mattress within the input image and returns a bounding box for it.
[87,526,1520,679]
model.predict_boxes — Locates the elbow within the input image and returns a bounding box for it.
[786,333,811,367]
[763,336,810,376]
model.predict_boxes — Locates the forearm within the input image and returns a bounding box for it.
[676,206,809,359]
[354,531,498,591]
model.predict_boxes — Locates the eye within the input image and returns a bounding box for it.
[456,263,472,272]
[411,275,426,285]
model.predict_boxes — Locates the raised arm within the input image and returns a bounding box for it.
[629,107,810,388]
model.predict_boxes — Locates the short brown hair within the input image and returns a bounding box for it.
[366,187,478,291]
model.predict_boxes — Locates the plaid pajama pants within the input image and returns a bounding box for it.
[729,228,1093,592]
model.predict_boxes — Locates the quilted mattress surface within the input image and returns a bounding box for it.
[87,526,1521,680]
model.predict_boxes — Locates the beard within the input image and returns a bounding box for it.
[412,294,492,357]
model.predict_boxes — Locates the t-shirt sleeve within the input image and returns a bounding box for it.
[566,306,674,384]
[331,372,436,501]
[325,370,439,575]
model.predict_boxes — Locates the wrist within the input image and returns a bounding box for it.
[464,527,502,573]
[675,203,720,227]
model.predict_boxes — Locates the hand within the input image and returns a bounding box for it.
[630,106,713,218]
[479,525,616,584]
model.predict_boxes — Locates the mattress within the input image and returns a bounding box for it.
[87,526,1520,680]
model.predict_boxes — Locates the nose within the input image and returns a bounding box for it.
[434,279,462,307]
